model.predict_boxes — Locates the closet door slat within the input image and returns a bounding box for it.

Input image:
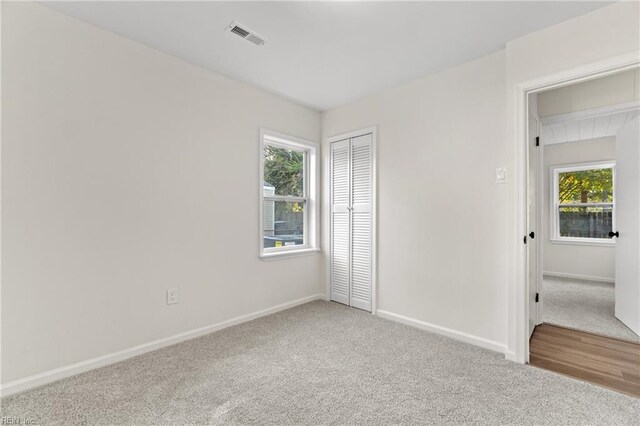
[349,134,372,311]
[330,139,350,306]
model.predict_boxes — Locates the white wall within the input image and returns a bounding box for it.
[322,50,509,350]
[323,1,639,356]
[1,3,323,384]
[542,137,616,281]
[2,0,639,386]
[505,1,639,359]
[537,68,639,117]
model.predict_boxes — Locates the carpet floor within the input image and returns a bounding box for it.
[542,276,640,342]
[2,300,639,425]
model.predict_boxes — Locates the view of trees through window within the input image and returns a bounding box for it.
[263,145,305,248]
[558,168,613,204]
[557,167,613,239]
[263,146,304,197]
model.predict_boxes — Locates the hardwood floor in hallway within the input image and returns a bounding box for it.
[530,324,640,397]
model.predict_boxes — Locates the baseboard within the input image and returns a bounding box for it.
[543,271,614,284]
[504,350,519,363]
[0,294,324,397]
[376,310,507,354]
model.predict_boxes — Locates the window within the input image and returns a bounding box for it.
[260,130,318,258]
[551,161,615,244]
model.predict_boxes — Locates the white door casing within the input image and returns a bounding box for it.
[527,108,540,338]
[512,55,640,365]
[614,116,640,336]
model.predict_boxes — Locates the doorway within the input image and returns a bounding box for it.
[524,68,640,396]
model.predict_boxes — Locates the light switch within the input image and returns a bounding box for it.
[167,288,178,305]
[495,167,507,184]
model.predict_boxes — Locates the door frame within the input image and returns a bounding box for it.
[535,117,545,329]
[325,126,378,314]
[511,52,640,364]
[527,101,543,333]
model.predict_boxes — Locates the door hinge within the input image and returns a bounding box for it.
[535,293,539,303]
[535,136,540,147]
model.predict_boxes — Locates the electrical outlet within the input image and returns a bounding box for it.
[167,288,178,305]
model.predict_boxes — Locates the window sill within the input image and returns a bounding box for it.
[260,248,321,261]
[550,239,615,247]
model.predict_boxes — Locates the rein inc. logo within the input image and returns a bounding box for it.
[1,417,37,425]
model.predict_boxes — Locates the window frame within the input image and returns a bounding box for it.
[550,160,616,246]
[259,129,319,260]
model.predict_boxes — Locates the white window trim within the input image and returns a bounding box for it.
[550,160,616,246]
[259,129,319,260]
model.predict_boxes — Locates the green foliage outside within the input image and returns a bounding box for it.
[263,146,304,197]
[264,147,305,231]
[558,168,613,206]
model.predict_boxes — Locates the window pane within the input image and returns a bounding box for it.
[263,201,305,248]
[558,168,613,204]
[263,145,305,197]
[559,205,613,239]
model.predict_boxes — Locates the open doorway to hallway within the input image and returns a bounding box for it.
[526,68,640,397]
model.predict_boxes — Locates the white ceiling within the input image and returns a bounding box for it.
[44,1,612,111]
[541,102,640,145]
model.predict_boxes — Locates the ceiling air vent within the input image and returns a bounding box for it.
[226,21,267,46]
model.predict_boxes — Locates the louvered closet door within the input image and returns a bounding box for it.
[330,139,350,306]
[349,134,372,311]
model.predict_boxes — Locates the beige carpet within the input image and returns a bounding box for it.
[2,300,639,425]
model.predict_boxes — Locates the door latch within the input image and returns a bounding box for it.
[524,232,535,244]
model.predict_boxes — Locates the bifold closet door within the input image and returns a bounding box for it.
[330,139,350,306]
[330,133,372,312]
[349,134,372,311]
